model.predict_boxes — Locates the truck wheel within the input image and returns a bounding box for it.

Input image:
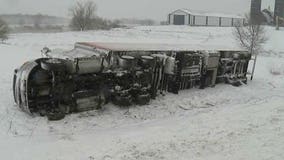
[113,95,132,107]
[135,93,150,105]
[47,111,65,121]
[41,59,66,71]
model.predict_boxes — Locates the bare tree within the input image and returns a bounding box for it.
[233,15,268,80]
[0,18,9,43]
[69,1,97,31]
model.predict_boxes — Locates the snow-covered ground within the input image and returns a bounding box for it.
[0,26,284,160]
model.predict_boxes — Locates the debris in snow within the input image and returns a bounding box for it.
[178,105,192,110]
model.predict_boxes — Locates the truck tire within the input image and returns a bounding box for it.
[47,111,65,121]
[113,94,132,107]
[135,93,150,105]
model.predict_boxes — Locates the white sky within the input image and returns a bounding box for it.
[0,0,276,20]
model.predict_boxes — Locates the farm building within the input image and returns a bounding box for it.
[168,9,245,26]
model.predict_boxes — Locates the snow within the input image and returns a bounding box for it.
[0,25,284,160]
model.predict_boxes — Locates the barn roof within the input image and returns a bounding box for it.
[170,9,244,19]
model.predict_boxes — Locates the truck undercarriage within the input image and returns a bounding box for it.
[13,42,252,120]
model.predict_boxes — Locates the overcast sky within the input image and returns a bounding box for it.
[0,0,276,21]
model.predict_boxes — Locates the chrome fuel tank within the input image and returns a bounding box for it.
[74,56,104,74]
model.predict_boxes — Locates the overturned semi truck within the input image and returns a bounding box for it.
[13,42,252,120]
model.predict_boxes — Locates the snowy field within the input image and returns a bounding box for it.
[0,26,284,160]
